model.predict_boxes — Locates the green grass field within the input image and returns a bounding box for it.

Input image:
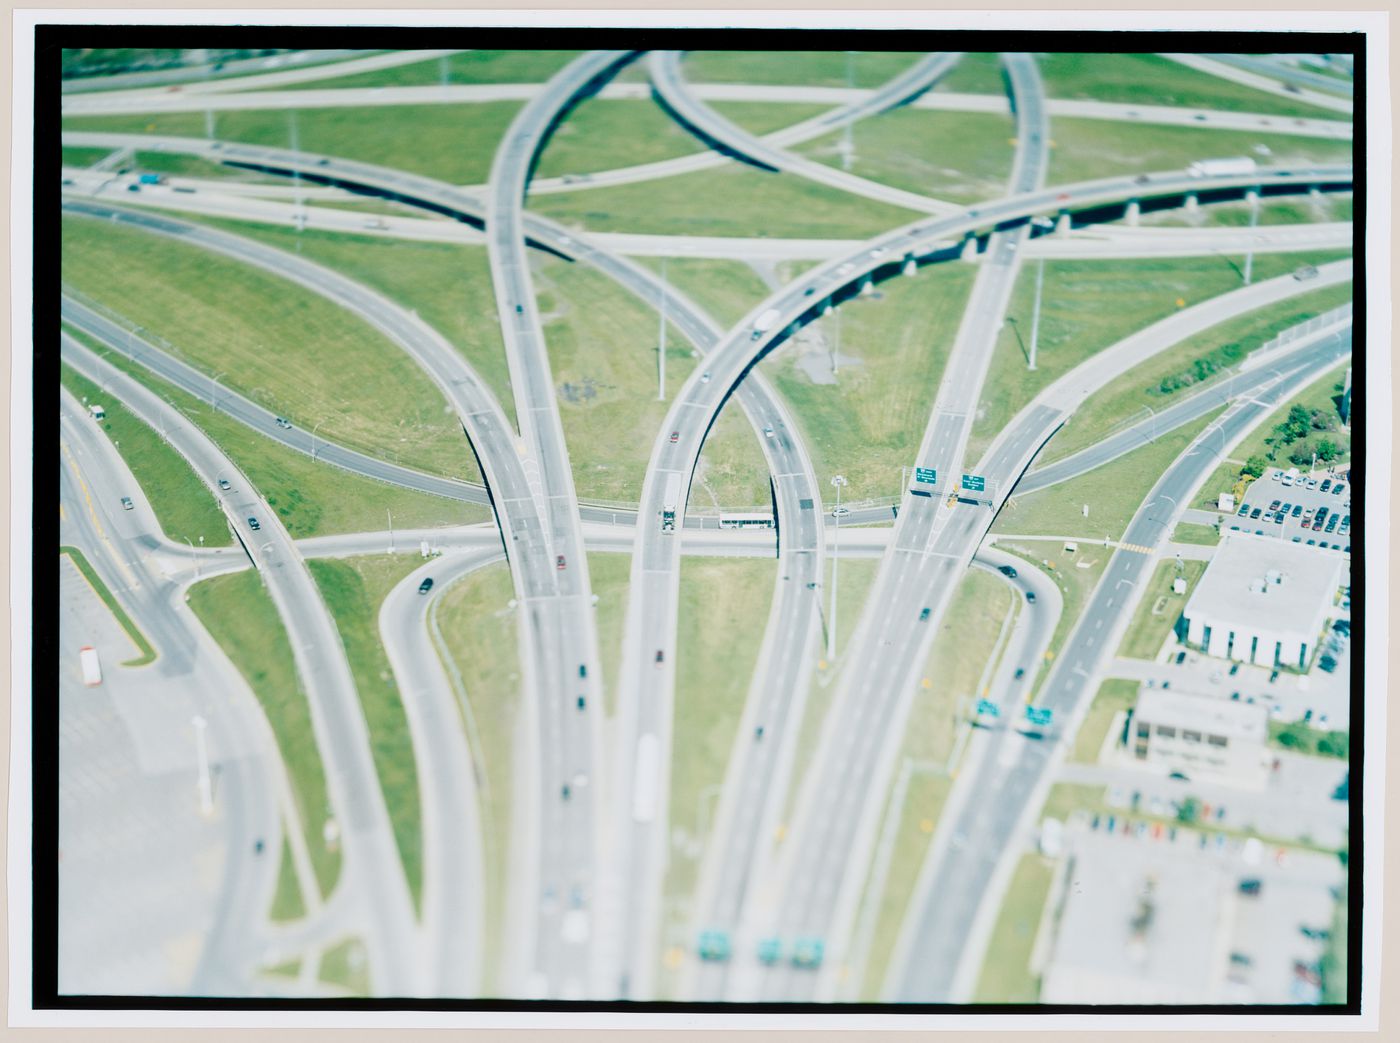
[1118,559,1208,660]
[60,145,112,168]
[187,569,342,899]
[1038,52,1351,120]
[62,362,232,548]
[693,401,779,510]
[1036,281,1352,464]
[1172,522,1221,545]
[190,217,514,430]
[269,831,307,921]
[934,52,1009,95]
[66,329,484,538]
[62,215,479,480]
[711,100,840,137]
[1047,118,1353,186]
[1141,196,1351,228]
[64,101,524,185]
[1069,678,1140,763]
[972,853,1056,1003]
[528,163,922,240]
[965,251,1350,464]
[430,559,520,997]
[635,257,770,332]
[280,49,585,90]
[997,412,1221,542]
[585,552,631,717]
[133,150,281,181]
[684,50,920,89]
[532,253,698,502]
[307,555,426,916]
[59,546,157,667]
[796,108,1016,204]
[658,557,776,994]
[764,265,977,505]
[318,936,370,995]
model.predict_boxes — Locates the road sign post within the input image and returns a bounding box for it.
[1025,706,1054,728]
[914,467,937,486]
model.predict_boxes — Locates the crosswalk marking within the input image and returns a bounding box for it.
[1117,542,1155,555]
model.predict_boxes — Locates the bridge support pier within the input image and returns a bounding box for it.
[859,276,874,296]
[902,256,918,277]
[1054,212,1071,236]
[960,236,980,261]
[1185,192,1199,213]
[1125,200,1140,227]
[1245,188,1260,207]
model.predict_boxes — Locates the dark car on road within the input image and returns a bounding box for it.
[999,565,1018,578]
[218,477,232,491]
[418,578,434,595]
[248,516,261,531]
[1025,590,1036,603]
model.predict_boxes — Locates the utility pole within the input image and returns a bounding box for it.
[1028,257,1045,371]
[183,536,199,579]
[312,418,326,461]
[289,109,305,243]
[658,257,668,401]
[832,305,842,380]
[827,475,847,661]
[387,509,394,553]
[841,52,856,171]
[1243,192,1259,286]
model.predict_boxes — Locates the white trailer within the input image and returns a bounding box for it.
[750,307,782,340]
[1187,157,1258,178]
[632,733,660,822]
[79,646,102,687]
[661,473,683,533]
[87,403,106,420]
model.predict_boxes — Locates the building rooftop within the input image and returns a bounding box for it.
[1183,532,1343,640]
[1135,687,1268,744]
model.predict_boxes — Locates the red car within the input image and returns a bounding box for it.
[669,430,679,443]
[556,555,566,570]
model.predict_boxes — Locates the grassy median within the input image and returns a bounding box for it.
[318,936,371,996]
[62,362,231,548]
[529,163,923,240]
[585,552,631,718]
[796,107,1016,204]
[763,265,976,506]
[187,569,342,899]
[635,257,770,332]
[59,546,158,667]
[1047,118,1352,186]
[430,559,520,998]
[307,555,426,917]
[269,830,307,922]
[62,215,478,480]
[1038,51,1350,120]
[65,328,484,538]
[966,251,1352,464]
[659,557,777,989]
[972,852,1056,1002]
[65,101,524,185]
[1118,558,1208,660]
[1037,281,1351,464]
[1069,678,1140,763]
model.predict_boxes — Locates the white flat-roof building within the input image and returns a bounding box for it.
[1181,532,1343,670]
[1132,688,1270,789]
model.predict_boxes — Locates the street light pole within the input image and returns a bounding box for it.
[209,370,227,411]
[183,536,199,580]
[387,509,394,553]
[828,475,848,661]
[192,715,213,815]
[312,418,326,461]
[832,306,841,380]
[1243,193,1259,286]
[1028,258,1045,371]
[658,256,668,402]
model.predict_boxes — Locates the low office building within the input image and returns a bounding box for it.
[1181,532,1343,669]
[1131,687,1270,789]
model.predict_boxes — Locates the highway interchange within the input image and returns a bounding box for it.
[54,46,1355,1005]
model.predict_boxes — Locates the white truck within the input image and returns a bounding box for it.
[750,307,782,341]
[79,646,102,687]
[87,403,106,421]
[1187,157,1257,178]
[660,473,682,533]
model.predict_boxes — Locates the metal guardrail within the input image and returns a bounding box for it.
[1243,302,1352,368]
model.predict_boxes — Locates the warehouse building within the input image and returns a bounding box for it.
[1180,533,1343,670]
[1131,688,1270,789]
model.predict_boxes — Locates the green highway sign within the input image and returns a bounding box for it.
[961,474,987,492]
[1025,706,1053,727]
[914,467,937,485]
[976,698,1001,717]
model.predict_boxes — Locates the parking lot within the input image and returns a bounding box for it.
[1231,467,1353,553]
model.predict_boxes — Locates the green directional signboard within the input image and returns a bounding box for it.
[961,473,987,493]
[914,467,937,485]
[1025,706,1053,727]
[976,698,1001,717]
